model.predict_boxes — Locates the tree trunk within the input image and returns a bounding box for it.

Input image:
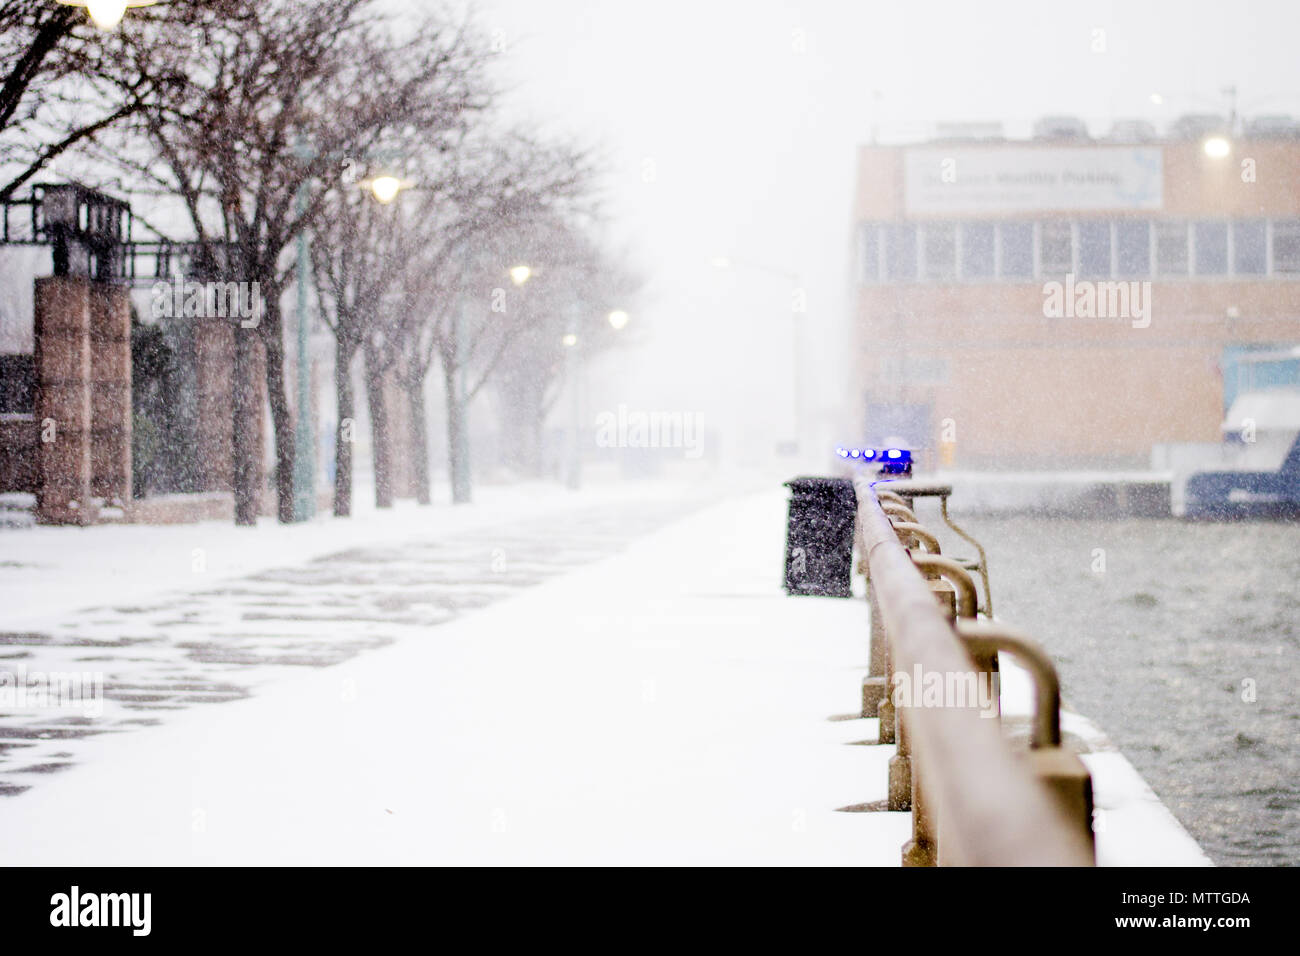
[334,340,357,517]
[443,363,471,504]
[260,308,296,525]
[364,341,393,509]
[407,377,431,506]
[232,325,260,526]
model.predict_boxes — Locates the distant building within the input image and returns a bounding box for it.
[850,117,1300,469]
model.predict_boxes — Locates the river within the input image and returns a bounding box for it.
[946,511,1300,866]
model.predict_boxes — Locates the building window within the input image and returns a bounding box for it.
[859,224,880,283]
[1078,221,1112,277]
[1194,221,1228,275]
[1274,220,1300,274]
[1155,221,1189,275]
[999,222,1033,278]
[1233,220,1266,275]
[1039,220,1073,276]
[923,223,957,280]
[884,224,917,281]
[962,222,995,278]
[1116,221,1150,276]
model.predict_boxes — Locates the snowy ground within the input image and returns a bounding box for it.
[0,476,1209,865]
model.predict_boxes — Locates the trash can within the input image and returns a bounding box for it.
[783,476,856,597]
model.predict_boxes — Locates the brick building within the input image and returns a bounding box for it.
[851,126,1300,469]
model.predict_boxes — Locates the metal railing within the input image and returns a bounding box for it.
[853,475,1095,866]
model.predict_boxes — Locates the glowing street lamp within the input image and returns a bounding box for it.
[509,264,533,286]
[368,175,407,204]
[57,0,155,31]
[607,309,629,330]
[561,332,578,347]
[1203,136,1232,159]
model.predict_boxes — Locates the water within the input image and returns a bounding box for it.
[938,510,1300,866]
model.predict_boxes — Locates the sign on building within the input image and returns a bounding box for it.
[904,147,1163,215]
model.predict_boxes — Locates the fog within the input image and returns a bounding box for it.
[455,0,1300,470]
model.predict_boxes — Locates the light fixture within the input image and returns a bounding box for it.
[1149,93,1164,106]
[368,175,406,204]
[607,309,629,330]
[561,333,578,348]
[57,0,155,31]
[509,265,533,286]
[835,447,878,461]
[1203,136,1231,159]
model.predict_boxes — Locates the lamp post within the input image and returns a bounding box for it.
[562,310,580,490]
[291,177,315,521]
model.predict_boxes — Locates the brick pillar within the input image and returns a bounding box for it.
[195,318,235,492]
[33,276,97,525]
[89,283,132,505]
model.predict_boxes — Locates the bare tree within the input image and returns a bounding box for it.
[115,0,489,524]
[310,151,463,515]
[491,225,644,477]
[383,133,596,504]
[0,0,186,203]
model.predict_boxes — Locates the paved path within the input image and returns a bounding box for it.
[0,492,716,796]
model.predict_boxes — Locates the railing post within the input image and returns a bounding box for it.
[902,746,938,867]
[953,619,1097,863]
[864,582,892,727]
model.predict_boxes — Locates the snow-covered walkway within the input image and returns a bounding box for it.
[0,485,1208,865]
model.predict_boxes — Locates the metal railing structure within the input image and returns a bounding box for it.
[853,474,1096,866]
[2,183,238,287]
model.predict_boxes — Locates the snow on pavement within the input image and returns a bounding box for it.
[0,476,726,793]
[0,486,1208,865]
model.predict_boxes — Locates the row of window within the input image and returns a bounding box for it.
[858,219,1300,283]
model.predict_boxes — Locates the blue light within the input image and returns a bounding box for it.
[848,448,861,459]
[835,447,848,458]
[887,449,901,459]
[862,448,877,460]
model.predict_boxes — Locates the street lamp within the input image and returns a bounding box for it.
[1203,136,1232,158]
[509,264,533,286]
[607,309,629,330]
[368,175,408,204]
[56,0,155,31]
